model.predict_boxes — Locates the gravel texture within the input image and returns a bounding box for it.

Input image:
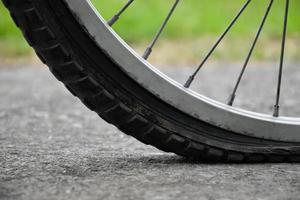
[1,65,300,200]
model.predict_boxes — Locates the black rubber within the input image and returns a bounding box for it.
[3,0,300,162]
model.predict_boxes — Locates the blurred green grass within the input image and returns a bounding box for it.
[93,0,300,42]
[0,3,32,58]
[0,0,299,60]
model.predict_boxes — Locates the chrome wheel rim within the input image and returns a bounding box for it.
[64,0,300,142]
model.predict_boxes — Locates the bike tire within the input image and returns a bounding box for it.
[3,0,300,162]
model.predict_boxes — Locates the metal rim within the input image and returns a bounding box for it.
[64,0,300,142]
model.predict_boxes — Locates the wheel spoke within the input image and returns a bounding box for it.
[106,0,290,117]
[142,0,180,60]
[227,0,274,106]
[107,0,134,26]
[184,0,252,88]
[273,0,290,117]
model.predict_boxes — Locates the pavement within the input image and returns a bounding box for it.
[1,65,300,200]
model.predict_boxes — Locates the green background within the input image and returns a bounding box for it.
[0,0,299,60]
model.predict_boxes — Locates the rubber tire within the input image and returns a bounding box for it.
[3,0,300,162]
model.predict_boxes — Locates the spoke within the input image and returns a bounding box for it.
[227,0,274,106]
[184,0,252,88]
[107,0,134,26]
[273,0,290,117]
[142,0,180,60]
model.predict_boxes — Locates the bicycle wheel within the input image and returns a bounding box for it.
[2,0,300,162]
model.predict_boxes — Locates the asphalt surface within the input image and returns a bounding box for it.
[1,65,300,200]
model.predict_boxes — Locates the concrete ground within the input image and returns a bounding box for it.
[1,65,300,200]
